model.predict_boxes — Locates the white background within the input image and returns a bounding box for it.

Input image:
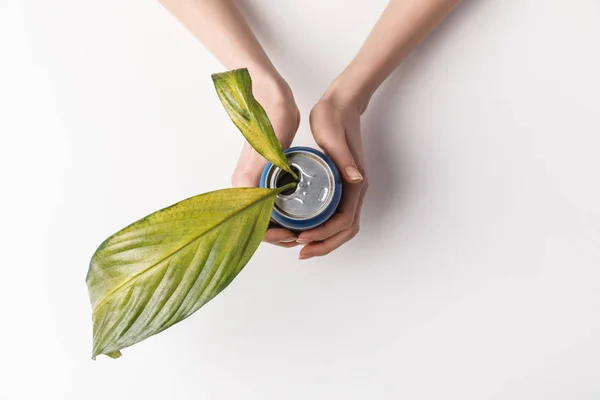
[2,0,600,399]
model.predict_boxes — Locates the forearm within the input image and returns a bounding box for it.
[159,0,283,86]
[327,0,461,113]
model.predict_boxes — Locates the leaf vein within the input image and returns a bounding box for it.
[92,189,280,316]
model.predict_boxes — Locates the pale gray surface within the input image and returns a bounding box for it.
[2,0,600,399]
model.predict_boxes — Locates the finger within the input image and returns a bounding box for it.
[231,145,268,187]
[328,142,364,184]
[270,241,300,248]
[353,174,368,224]
[296,211,354,244]
[298,225,359,259]
[313,125,363,184]
[263,228,298,244]
[297,180,362,243]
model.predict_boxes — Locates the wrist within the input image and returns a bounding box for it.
[322,71,374,115]
[248,67,295,106]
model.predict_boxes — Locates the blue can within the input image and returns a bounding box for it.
[259,146,342,231]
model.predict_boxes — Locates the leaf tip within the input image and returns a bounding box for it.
[107,350,123,359]
[211,68,249,84]
[91,349,122,360]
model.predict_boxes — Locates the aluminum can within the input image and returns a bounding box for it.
[259,146,342,231]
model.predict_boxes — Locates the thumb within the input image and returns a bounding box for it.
[231,167,263,187]
[231,146,268,188]
[321,137,363,184]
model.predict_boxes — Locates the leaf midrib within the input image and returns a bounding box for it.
[92,188,285,316]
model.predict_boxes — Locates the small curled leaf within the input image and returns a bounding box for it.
[212,68,297,179]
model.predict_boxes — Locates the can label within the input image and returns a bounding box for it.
[259,147,342,231]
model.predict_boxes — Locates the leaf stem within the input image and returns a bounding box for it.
[276,181,297,194]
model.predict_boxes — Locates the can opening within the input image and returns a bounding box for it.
[276,166,300,195]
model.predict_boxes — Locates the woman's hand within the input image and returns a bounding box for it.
[296,88,368,260]
[230,74,302,247]
[293,0,460,259]
[160,0,302,246]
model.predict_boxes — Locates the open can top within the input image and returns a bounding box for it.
[260,147,342,231]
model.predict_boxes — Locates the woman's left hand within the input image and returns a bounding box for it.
[297,90,368,260]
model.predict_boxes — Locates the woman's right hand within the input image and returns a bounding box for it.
[230,74,301,247]
[296,86,367,259]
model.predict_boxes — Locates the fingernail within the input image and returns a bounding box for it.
[296,239,312,245]
[299,254,313,260]
[279,237,297,243]
[345,166,363,182]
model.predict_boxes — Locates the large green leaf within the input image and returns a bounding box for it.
[86,185,292,359]
[212,68,297,179]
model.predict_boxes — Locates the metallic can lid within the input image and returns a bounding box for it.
[266,149,337,220]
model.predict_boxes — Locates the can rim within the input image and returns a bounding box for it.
[259,146,343,230]
[267,150,335,221]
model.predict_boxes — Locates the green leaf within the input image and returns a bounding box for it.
[212,68,297,179]
[86,185,293,359]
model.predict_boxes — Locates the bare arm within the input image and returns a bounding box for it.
[159,0,280,84]
[299,0,461,258]
[330,0,461,113]
[160,0,301,246]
